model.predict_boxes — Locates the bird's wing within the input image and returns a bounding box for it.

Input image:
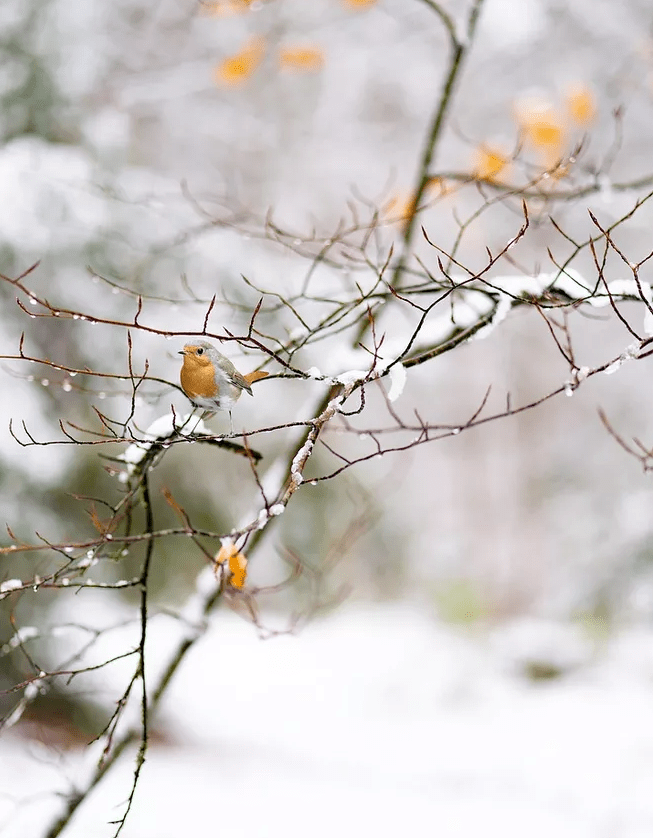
[230,369,254,395]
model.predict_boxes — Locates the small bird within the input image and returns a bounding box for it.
[179,340,253,432]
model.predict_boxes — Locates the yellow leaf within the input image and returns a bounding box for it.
[524,115,564,149]
[279,46,324,72]
[424,176,450,197]
[199,0,252,15]
[342,0,377,7]
[515,97,565,152]
[566,84,596,125]
[228,550,248,589]
[215,540,248,589]
[216,541,239,564]
[214,37,264,86]
[473,146,509,183]
[383,192,416,226]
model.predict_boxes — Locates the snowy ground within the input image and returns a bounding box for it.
[2,605,653,838]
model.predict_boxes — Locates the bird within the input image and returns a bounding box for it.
[179,340,253,433]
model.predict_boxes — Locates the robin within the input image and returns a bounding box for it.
[179,340,253,432]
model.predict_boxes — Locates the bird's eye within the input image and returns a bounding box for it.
[196,347,204,355]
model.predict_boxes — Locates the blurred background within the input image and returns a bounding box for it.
[2,0,653,835]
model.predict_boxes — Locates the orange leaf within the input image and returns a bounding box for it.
[199,0,252,16]
[566,84,595,126]
[473,146,509,183]
[279,46,324,72]
[516,97,565,150]
[424,176,450,197]
[215,540,248,589]
[161,487,187,524]
[383,192,416,226]
[525,116,564,149]
[228,550,248,589]
[214,37,264,86]
[88,504,112,535]
[216,541,239,564]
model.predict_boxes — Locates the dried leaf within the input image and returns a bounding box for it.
[383,192,417,227]
[424,176,450,197]
[200,0,252,16]
[161,487,187,524]
[215,540,248,589]
[228,550,248,589]
[88,504,110,535]
[473,146,509,183]
[566,84,596,126]
[279,46,324,72]
[216,541,239,565]
[214,37,264,86]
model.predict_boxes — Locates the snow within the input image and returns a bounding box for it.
[489,273,537,296]
[546,268,592,299]
[22,681,41,700]
[606,279,651,302]
[644,309,653,336]
[0,626,38,652]
[0,137,106,252]
[603,343,640,375]
[482,0,546,50]
[288,265,653,383]
[386,362,407,402]
[4,605,653,838]
[485,269,593,301]
[290,438,314,486]
[490,617,594,674]
[589,279,653,308]
[0,579,22,594]
[118,412,211,480]
[472,292,513,341]
[193,564,220,602]
[335,369,370,386]
[371,267,650,366]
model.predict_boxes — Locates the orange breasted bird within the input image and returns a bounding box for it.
[179,340,253,432]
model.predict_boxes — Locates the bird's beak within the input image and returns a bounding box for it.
[178,350,186,355]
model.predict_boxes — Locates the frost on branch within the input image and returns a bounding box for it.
[386,363,407,402]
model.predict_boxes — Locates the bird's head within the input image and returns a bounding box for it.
[178,341,216,368]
